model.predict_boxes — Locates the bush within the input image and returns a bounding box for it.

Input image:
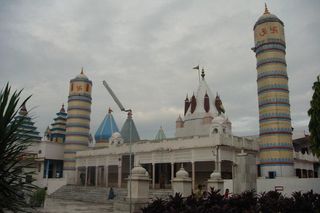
[30,188,46,207]
[142,189,320,213]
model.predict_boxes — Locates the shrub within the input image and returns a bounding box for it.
[30,188,46,207]
[142,189,320,213]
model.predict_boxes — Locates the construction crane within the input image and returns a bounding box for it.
[102,80,131,112]
[102,80,133,213]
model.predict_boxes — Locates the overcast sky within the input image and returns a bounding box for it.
[0,0,319,140]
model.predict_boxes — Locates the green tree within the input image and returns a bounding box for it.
[0,83,36,212]
[308,76,320,157]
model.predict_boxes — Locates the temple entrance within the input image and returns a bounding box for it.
[87,166,96,186]
[108,165,118,187]
[121,155,134,188]
[155,163,171,189]
[194,161,215,187]
[221,160,233,179]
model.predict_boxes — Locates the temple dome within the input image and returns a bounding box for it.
[120,111,140,143]
[176,167,189,178]
[75,68,89,80]
[155,126,166,141]
[254,4,283,29]
[95,108,119,143]
[132,166,147,177]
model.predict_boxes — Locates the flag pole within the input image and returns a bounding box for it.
[193,65,200,82]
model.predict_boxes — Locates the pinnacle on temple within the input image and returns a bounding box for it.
[95,107,119,143]
[120,110,140,143]
[155,126,166,141]
[264,3,270,14]
[176,66,231,138]
[14,103,41,142]
[50,104,67,143]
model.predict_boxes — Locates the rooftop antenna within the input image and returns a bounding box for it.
[102,80,133,213]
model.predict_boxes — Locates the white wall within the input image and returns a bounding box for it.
[36,178,66,195]
[257,178,320,196]
[38,141,64,160]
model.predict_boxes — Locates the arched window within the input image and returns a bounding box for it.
[86,84,89,92]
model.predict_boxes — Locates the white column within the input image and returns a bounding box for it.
[105,165,109,187]
[118,165,122,188]
[191,162,195,191]
[85,166,88,187]
[152,163,155,189]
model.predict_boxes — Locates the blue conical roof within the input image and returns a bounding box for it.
[95,108,119,142]
[14,104,41,142]
[120,111,140,143]
[155,126,166,141]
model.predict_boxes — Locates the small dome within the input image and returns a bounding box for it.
[176,167,189,178]
[112,132,121,138]
[75,68,89,80]
[210,172,221,179]
[76,73,88,80]
[254,4,283,29]
[132,166,147,177]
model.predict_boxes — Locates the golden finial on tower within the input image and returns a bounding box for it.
[264,3,270,14]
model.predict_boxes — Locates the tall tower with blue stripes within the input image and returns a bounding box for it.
[253,5,294,177]
[64,69,92,183]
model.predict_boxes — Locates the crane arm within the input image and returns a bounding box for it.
[102,80,126,112]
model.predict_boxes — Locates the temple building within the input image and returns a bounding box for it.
[33,5,320,197]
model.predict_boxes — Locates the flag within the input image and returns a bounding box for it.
[193,65,200,70]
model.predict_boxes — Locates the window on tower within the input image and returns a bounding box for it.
[70,83,73,91]
[86,84,89,92]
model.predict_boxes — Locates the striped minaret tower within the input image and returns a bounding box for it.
[64,68,92,184]
[253,4,294,177]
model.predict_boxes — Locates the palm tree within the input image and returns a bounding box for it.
[0,83,37,212]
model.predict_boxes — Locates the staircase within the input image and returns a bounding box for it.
[50,185,127,203]
[47,185,173,212]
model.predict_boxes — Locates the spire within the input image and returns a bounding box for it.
[127,110,132,119]
[81,67,84,74]
[201,68,205,79]
[95,109,119,143]
[19,103,28,116]
[120,110,140,143]
[60,104,65,113]
[264,3,270,14]
[155,126,166,141]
